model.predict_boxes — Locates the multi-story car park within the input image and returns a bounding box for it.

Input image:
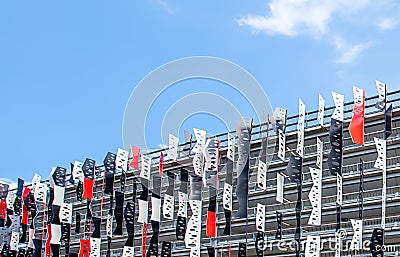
[10,89,400,257]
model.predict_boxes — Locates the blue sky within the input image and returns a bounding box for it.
[1,0,400,182]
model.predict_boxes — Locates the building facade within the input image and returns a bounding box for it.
[0,88,399,257]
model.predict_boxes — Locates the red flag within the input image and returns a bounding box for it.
[142,222,148,257]
[129,145,140,169]
[0,199,6,219]
[45,225,52,257]
[206,140,219,238]
[349,86,365,145]
[82,178,94,200]
[206,210,217,237]
[159,152,164,176]
[78,239,90,257]
[21,187,31,225]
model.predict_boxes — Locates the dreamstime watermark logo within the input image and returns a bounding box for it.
[337,228,347,239]
[257,230,351,252]
[122,56,274,153]
[257,229,399,253]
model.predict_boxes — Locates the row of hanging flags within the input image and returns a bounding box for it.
[0,81,394,257]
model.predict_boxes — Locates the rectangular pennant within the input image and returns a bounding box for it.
[168,134,179,161]
[297,99,306,157]
[317,94,325,126]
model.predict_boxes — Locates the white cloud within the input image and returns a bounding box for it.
[335,42,371,64]
[377,17,398,31]
[331,35,370,64]
[237,0,383,64]
[237,0,369,37]
[151,0,176,14]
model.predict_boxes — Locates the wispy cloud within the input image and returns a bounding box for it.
[237,0,369,38]
[377,17,398,31]
[335,42,371,64]
[237,0,397,64]
[331,35,371,64]
[151,0,176,14]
